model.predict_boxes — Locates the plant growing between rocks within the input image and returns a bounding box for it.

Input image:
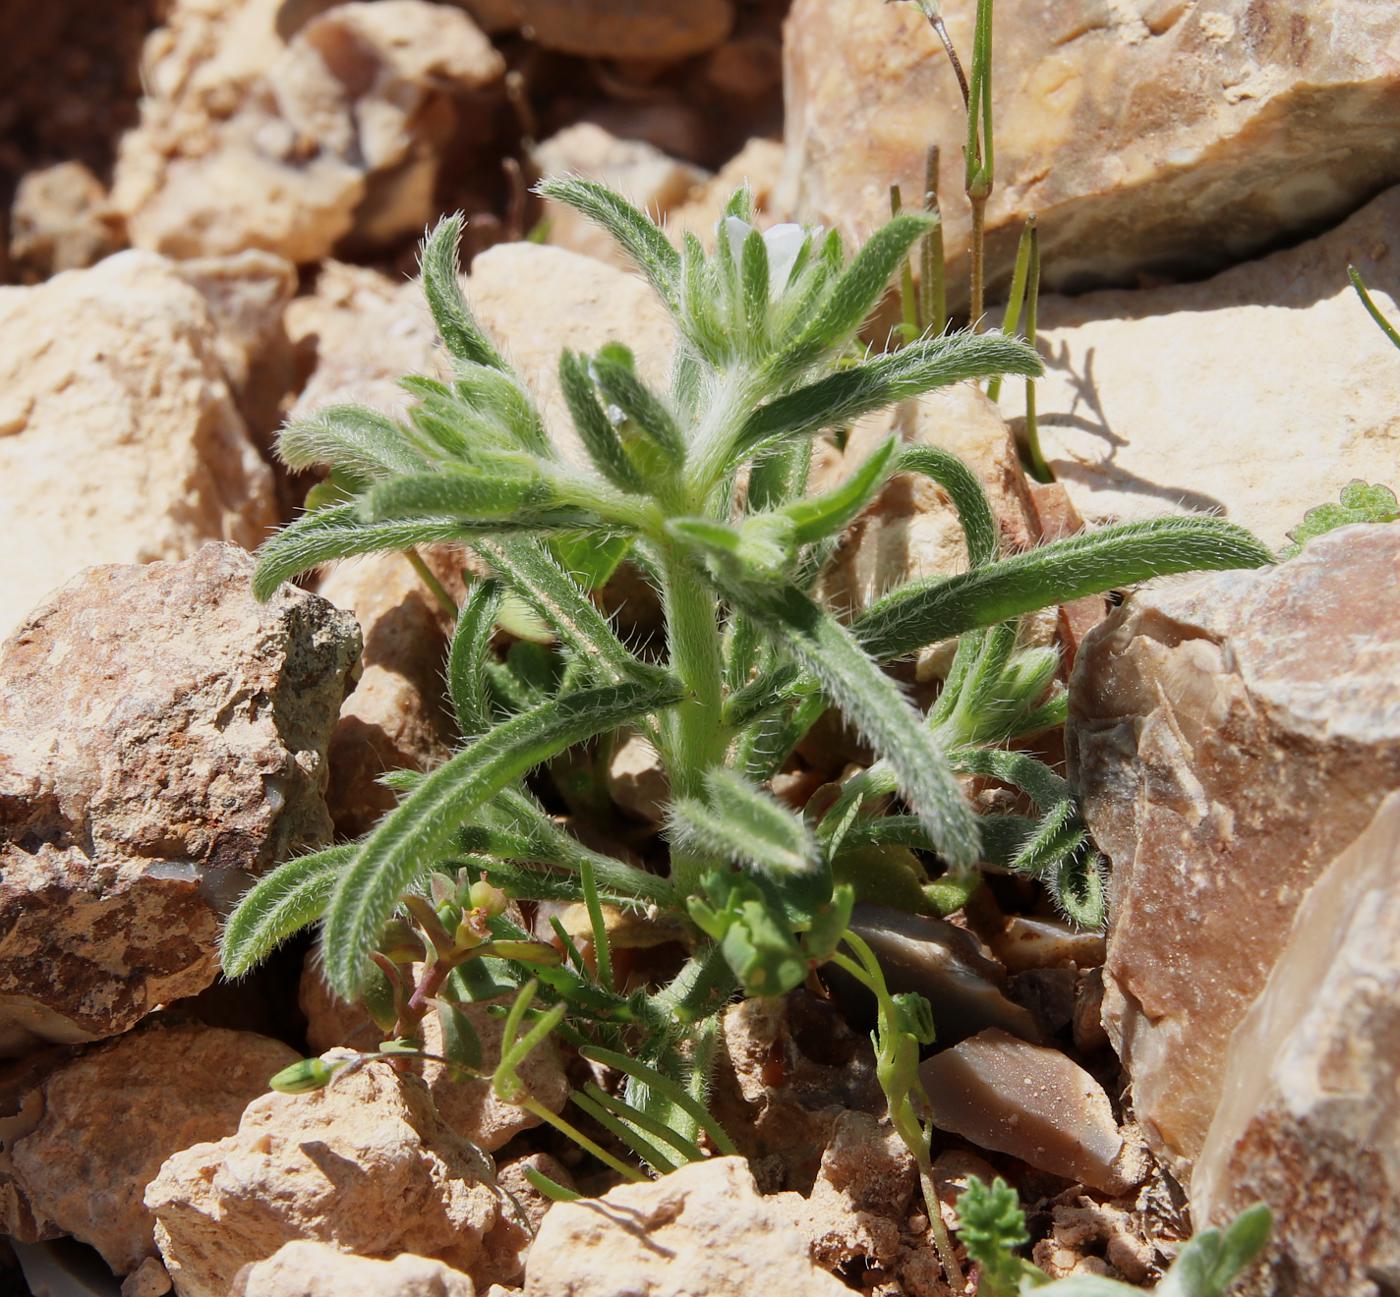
[222,180,1273,1281]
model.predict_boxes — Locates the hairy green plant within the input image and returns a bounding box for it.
[224,182,1270,1271]
[955,1177,1271,1297]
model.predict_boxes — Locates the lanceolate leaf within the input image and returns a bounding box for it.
[722,579,980,871]
[898,444,999,568]
[559,349,646,493]
[782,435,897,544]
[278,406,428,480]
[474,537,658,687]
[856,517,1274,662]
[670,769,820,880]
[537,178,680,311]
[420,214,507,371]
[322,676,683,998]
[448,580,503,736]
[591,357,684,456]
[366,469,547,522]
[221,845,355,978]
[251,504,482,600]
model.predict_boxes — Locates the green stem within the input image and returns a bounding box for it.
[405,548,458,617]
[521,1094,646,1182]
[920,145,946,338]
[1021,224,1051,483]
[1348,265,1400,350]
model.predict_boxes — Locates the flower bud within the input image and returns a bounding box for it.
[269,1055,344,1094]
[467,879,508,918]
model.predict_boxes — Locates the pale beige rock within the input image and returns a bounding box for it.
[0,1022,296,1273]
[0,545,360,1052]
[8,162,123,280]
[781,0,1400,300]
[1192,792,1400,1297]
[991,917,1106,974]
[114,0,504,262]
[466,242,675,466]
[813,383,1043,677]
[123,1258,174,1297]
[315,551,462,836]
[232,1241,476,1297]
[713,993,885,1192]
[1011,186,1400,548]
[285,261,442,423]
[522,1156,851,1297]
[173,250,298,437]
[666,137,787,246]
[604,732,669,824]
[534,123,706,268]
[1070,524,1400,1169]
[0,252,277,641]
[919,1029,1131,1193]
[146,1062,500,1297]
[516,0,734,59]
[480,1154,574,1287]
[299,962,566,1152]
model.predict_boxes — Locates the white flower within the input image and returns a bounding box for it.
[721,217,822,300]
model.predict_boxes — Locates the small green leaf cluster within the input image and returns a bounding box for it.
[1281,480,1398,559]
[954,1176,1271,1297]
[222,179,1271,1192]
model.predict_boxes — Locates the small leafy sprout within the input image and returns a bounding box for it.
[954,1177,1272,1296]
[1281,480,1398,560]
[223,181,1271,1226]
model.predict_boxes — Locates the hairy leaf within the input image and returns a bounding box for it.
[322,676,682,997]
[448,580,502,735]
[420,214,506,370]
[221,845,355,978]
[278,406,427,480]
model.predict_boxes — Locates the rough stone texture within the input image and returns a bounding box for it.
[284,261,441,424]
[466,242,675,467]
[515,0,734,60]
[113,0,504,262]
[812,383,1044,677]
[522,1156,851,1297]
[0,251,278,642]
[604,733,669,825]
[1008,185,1400,548]
[480,1153,575,1288]
[0,1022,296,1273]
[8,162,123,281]
[299,961,566,1152]
[780,0,1400,300]
[1069,524,1400,1170]
[919,1028,1131,1192]
[124,1257,175,1297]
[666,136,787,245]
[146,1062,500,1297]
[0,545,361,1052]
[315,551,464,837]
[1192,792,1400,1297]
[173,250,298,440]
[712,992,885,1193]
[231,1241,477,1297]
[534,123,707,268]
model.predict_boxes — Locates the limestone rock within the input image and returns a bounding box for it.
[604,733,669,825]
[713,992,885,1193]
[8,162,123,281]
[534,123,707,268]
[1192,792,1400,1297]
[781,0,1400,300]
[1010,185,1400,548]
[1069,524,1400,1169]
[0,1022,296,1273]
[299,961,566,1152]
[479,1154,575,1287]
[516,0,734,60]
[918,1028,1131,1193]
[231,1241,477,1297]
[315,551,464,837]
[285,261,441,424]
[666,137,787,246]
[466,242,676,466]
[114,0,504,262]
[521,1156,851,1297]
[0,544,360,1052]
[173,251,298,440]
[0,251,277,641]
[812,382,1042,676]
[146,1062,500,1297]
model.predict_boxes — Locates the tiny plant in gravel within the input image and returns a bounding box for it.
[955,1177,1270,1297]
[223,181,1272,1280]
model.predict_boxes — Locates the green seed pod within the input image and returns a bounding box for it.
[269,1056,342,1094]
[467,879,509,918]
